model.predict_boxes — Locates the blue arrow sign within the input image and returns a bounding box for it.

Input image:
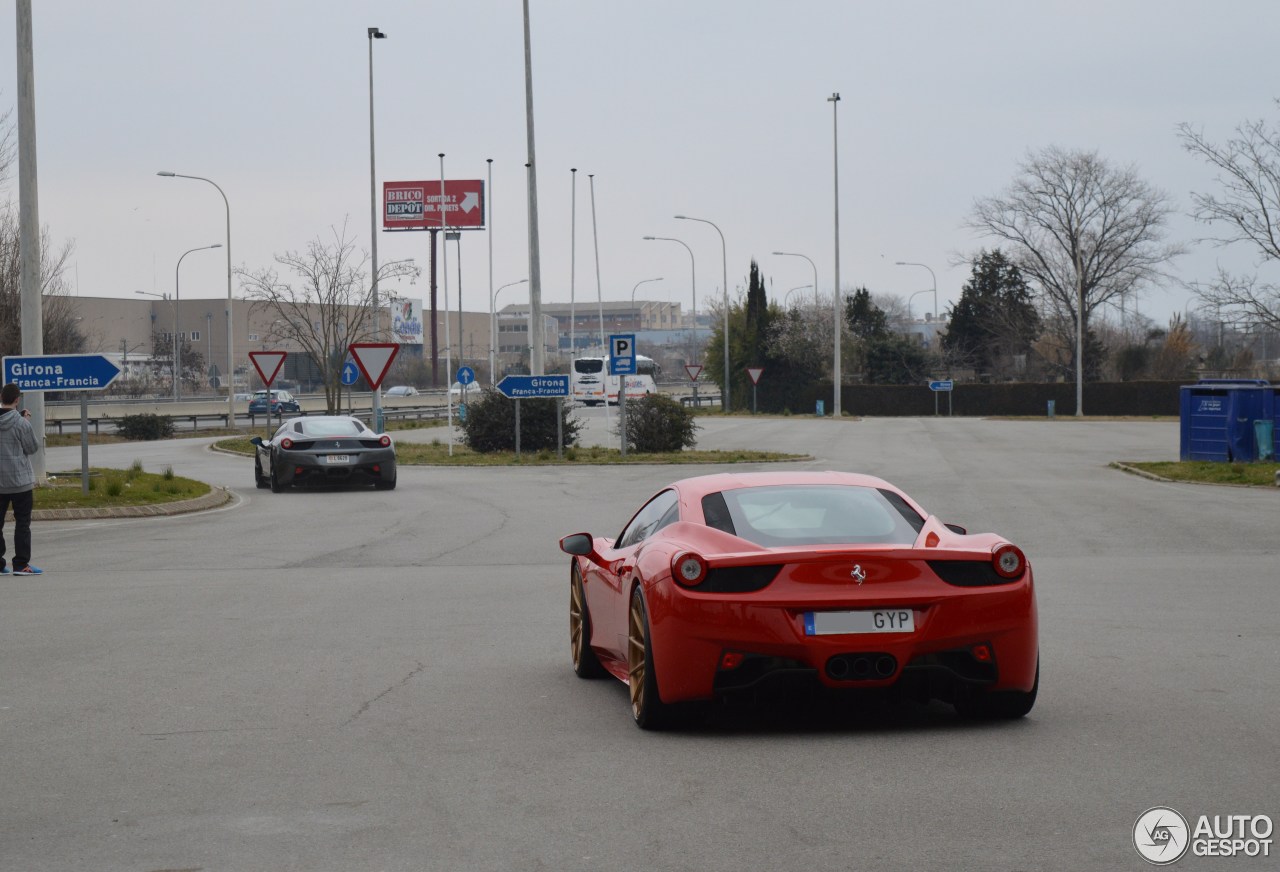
[929,380,954,392]
[496,374,570,399]
[341,360,359,386]
[456,366,476,385]
[3,354,122,392]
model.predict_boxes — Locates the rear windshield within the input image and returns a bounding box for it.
[301,419,368,437]
[574,359,604,374]
[701,485,923,547]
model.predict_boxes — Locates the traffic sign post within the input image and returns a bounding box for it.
[3,354,124,494]
[248,351,289,429]
[456,365,476,409]
[929,379,954,416]
[341,359,358,415]
[686,363,703,407]
[495,375,570,460]
[746,367,765,414]
[609,335,636,458]
[349,343,399,431]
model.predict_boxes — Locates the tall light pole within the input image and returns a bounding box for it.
[674,215,729,412]
[167,244,221,402]
[522,0,545,375]
[894,261,937,323]
[486,158,495,383]
[157,171,233,425]
[643,236,697,356]
[773,250,819,311]
[827,92,843,418]
[367,25,387,429]
[492,278,529,377]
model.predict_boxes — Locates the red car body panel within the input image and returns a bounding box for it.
[568,471,1038,706]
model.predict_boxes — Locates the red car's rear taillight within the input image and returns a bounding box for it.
[671,552,708,587]
[992,544,1026,579]
[379,435,391,447]
[280,437,294,450]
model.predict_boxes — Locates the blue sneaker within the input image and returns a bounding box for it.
[13,565,42,575]
[0,566,9,575]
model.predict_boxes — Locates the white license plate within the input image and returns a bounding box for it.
[324,455,350,464]
[804,609,915,635]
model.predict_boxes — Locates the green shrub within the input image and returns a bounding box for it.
[105,476,124,497]
[116,414,174,441]
[163,465,175,480]
[130,459,144,476]
[459,387,581,453]
[620,394,699,452]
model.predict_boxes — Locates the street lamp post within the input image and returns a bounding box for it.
[643,235,697,353]
[894,261,938,323]
[367,25,387,430]
[907,289,931,323]
[492,278,529,377]
[158,171,234,424]
[828,92,843,418]
[630,277,664,319]
[171,244,221,402]
[772,251,819,311]
[674,215,729,411]
[785,284,813,308]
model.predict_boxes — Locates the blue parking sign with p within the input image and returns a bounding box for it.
[609,334,636,375]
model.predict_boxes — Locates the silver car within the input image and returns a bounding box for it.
[251,416,397,491]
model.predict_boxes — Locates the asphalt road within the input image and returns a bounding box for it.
[3,415,1276,871]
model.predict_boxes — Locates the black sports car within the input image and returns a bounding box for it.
[251,416,397,491]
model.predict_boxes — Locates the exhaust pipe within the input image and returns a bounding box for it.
[825,653,898,681]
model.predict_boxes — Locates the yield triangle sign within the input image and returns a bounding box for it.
[685,364,703,382]
[349,342,399,389]
[248,351,287,387]
[746,366,764,385]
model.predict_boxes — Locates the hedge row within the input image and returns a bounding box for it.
[768,381,1189,417]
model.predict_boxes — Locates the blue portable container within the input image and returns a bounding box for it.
[1179,380,1273,462]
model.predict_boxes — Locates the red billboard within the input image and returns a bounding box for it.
[383,179,486,230]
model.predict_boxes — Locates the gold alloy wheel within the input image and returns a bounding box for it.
[570,568,585,670]
[628,592,647,718]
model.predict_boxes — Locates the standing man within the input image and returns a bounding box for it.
[0,383,42,575]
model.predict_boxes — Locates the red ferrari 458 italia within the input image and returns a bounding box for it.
[559,471,1038,729]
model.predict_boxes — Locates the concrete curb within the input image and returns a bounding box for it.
[32,487,236,521]
[1110,461,1280,490]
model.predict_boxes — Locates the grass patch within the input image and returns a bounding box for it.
[38,468,211,510]
[213,436,805,466]
[1117,460,1280,487]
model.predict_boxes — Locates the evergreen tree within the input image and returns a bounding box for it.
[845,287,889,340]
[943,250,1041,378]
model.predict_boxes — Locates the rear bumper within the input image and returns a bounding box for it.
[277,450,396,486]
[645,574,1037,704]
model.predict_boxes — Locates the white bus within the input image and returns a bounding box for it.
[572,354,659,405]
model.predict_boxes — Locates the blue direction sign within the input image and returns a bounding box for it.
[456,366,476,385]
[496,374,570,399]
[929,380,954,392]
[341,360,360,386]
[3,354,122,392]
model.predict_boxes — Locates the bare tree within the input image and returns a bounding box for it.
[0,105,84,360]
[968,146,1183,412]
[1179,105,1280,328]
[237,220,419,413]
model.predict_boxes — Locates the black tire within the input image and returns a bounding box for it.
[570,563,607,679]
[628,586,681,730]
[956,660,1038,720]
[254,457,269,489]
[269,457,285,493]
[374,476,397,491]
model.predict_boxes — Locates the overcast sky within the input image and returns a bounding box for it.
[3,0,1277,331]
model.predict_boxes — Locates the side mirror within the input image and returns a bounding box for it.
[559,533,594,556]
[944,523,968,535]
[249,436,265,447]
